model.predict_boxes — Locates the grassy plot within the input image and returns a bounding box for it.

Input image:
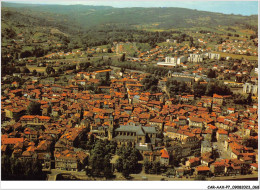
[33,32,47,39]
[27,64,62,73]
[95,45,109,49]
[94,53,117,56]
[212,51,258,60]
[26,64,47,73]
[22,46,34,52]
[250,69,258,77]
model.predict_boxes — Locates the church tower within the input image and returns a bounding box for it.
[108,115,114,140]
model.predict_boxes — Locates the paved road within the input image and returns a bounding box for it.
[110,66,145,74]
[47,168,258,181]
[47,169,86,181]
[36,54,121,63]
[211,172,258,181]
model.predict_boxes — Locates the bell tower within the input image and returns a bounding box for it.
[108,116,114,140]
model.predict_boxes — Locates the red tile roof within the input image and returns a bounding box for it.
[196,166,210,171]
[2,138,24,145]
[160,149,169,158]
[190,117,205,123]
[217,129,228,135]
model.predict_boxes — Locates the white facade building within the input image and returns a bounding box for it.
[188,54,203,62]
[207,53,221,60]
[157,56,186,67]
[177,56,187,65]
[243,83,258,95]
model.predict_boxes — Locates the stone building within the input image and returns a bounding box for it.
[111,123,157,147]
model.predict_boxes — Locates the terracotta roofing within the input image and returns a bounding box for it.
[95,69,112,73]
[188,157,200,163]
[20,115,51,121]
[189,117,205,123]
[213,94,223,99]
[1,145,7,152]
[217,129,228,135]
[160,149,169,158]
[196,166,210,171]
[250,163,258,168]
[2,138,24,145]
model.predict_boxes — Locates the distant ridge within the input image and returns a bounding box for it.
[1,1,258,31]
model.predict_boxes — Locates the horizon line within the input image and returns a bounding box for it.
[2,0,258,16]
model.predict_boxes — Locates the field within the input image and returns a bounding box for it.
[26,64,47,73]
[213,51,258,60]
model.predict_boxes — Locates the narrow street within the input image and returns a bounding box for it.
[47,169,87,181]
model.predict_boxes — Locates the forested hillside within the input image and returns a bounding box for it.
[2,2,258,30]
[1,2,258,60]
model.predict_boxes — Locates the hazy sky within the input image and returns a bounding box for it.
[3,0,259,16]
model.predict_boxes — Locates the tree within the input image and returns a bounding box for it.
[166,78,191,97]
[27,101,41,115]
[103,155,113,179]
[106,71,110,82]
[207,69,217,78]
[181,158,187,165]
[144,160,161,174]
[205,82,232,97]
[166,168,175,176]
[88,140,114,178]
[46,66,55,75]
[107,48,112,53]
[115,157,124,173]
[21,67,30,74]
[33,47,45,57]
[141,75,159,92]
[120,67,125,73]
[233,94,248,105]
[217,38,224,44]
[242,136,258,149]
[153,161,161,174]
[115,146,140,178]
[1,155,11,180]
[246,93,252,105]
[144,160,152,174]
[32,69,37,76]
[119,53,126,62]
[79,62,90,71]
[1,155,45,180]
[20,50,32,58]
[195,175,206,180]
[89,141,106,177]
[193,83,207,97]
[57,68,63,74]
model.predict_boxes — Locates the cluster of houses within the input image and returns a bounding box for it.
[126,41,216,63]
[216,39,258,56]
[43,46,115,59]
[1,65,258,177]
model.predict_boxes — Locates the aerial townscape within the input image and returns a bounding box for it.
[1,1,258,182]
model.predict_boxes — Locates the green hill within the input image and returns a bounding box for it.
[1,2,258,59]
[2,2,258,31]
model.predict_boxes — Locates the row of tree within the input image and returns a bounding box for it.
[1,155,46,180]
[115,146,142,178]
[141,75,160,93]
[166,78,191,97]
[86,140,117,179]
[193,81,233,97]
